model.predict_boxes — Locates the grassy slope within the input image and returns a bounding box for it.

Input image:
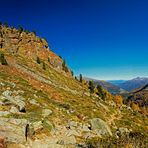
[0,52,147,134]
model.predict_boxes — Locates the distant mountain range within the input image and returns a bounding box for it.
[107,80,126,86]
[85,77,148,94]
[116,77,148,91]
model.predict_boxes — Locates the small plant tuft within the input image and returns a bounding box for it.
[42,62,46,70]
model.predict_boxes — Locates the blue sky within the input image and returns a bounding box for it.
[0,0,148,80]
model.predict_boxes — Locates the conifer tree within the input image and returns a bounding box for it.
[80,74,83,83]
[88,81,95,93]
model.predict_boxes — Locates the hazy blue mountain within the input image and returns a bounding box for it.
[107,80,126,86]
[118,77,148,91]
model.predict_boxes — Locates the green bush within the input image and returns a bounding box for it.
[37,56,41,64]
[18,25,24,33]
[48,57,50,63]
[96,85,106,100]
[0,53,8,65]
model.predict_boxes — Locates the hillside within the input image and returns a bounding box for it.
[84,77,127,94]
[118,77,148,91]
[0,24,147,148]
[126,84,148,114]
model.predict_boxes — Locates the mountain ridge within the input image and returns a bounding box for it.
[118,77,148,91]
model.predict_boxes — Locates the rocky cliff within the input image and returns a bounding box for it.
[0,25,71,75]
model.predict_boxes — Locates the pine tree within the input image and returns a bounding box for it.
[96,84,105,100]
[32,30,36,35]
[62,59,69,72]
[71,71,74,76]
[80,74,83,83]
[18,25,24,33]
[3,22,8,27]
[75,76,78,81]
[88,81,95,93]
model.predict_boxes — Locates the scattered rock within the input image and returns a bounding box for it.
[0,111,10,117]
[29,99,39,106]
[68,121,78,130]
[0,82,5,86]
[10,106,19,114]
[115,128,131,138]
[64,136,76,145]
[66,129,80,137]
[83,131,96,139]
[42,109,52,118]
[57,136,76,145]
[2,90,12,97]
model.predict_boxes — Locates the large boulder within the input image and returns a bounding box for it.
[90,118,112,136]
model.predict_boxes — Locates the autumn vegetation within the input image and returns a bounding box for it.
[114,95,123,107]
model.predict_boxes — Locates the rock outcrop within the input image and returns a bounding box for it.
[0,25,71,74]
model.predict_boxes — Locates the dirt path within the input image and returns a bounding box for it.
[108,110,123,126]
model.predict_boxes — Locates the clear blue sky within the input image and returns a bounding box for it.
[0,0,148,80]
